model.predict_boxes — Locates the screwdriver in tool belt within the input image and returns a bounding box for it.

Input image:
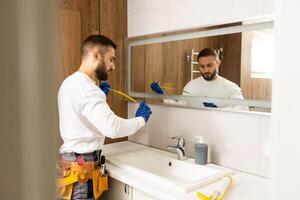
[100,156,106,176]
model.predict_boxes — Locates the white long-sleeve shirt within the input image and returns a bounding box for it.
[58,71,145,153]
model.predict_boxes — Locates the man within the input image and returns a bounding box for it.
[151,48,247,110]
[182,48,246,109]
[57,35,152,200]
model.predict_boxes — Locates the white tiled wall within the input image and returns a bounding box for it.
[263,0,275,14]
[259,115,271,177]
[128,103,271,177]
[128,0,274,37]
[127,0,273,177]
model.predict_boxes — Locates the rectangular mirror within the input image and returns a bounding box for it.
[127,19,274,112]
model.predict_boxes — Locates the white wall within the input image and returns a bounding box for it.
[128,0,274,37]
[128,103,271,177]
[269,0,300,199]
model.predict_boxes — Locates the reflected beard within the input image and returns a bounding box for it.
[202,69,217,81]
[95,59,108,81]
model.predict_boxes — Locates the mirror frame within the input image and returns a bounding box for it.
[127,20,274,109]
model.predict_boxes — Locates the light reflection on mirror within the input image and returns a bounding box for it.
[250,29,274,79]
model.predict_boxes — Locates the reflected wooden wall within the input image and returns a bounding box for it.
[56,0,128,144]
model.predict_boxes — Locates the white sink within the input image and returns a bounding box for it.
[106,148,233,193]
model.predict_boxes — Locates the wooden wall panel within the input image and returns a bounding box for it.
[57,0,100,39]
[56,0,99,84]
[57,9,81,84]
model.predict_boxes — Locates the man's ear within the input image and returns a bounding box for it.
[92,48,101,61]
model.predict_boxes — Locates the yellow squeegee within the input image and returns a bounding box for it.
[159,85,176,91]
[109,88,137,103]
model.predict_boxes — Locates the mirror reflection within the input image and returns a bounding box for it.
[129,22,274,112]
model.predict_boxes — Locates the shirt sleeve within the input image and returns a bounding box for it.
[182,81,193,96]
[228,84,244,99]
[227,84,249,111]
[181,82,199,106]
[78,84,145,139]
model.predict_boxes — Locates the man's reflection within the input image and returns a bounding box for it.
[182,48,248,110]
[151,48,248,110]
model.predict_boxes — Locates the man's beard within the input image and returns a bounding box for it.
[95,59,108,81]
[201,69,217,81]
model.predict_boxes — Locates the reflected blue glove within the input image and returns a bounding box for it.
[135,101,152,123]
[203,102,218,108]
[99,82,111,96]
[150,81,164,94]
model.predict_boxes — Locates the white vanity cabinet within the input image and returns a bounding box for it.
[102,177,159,200]
[101,178,132,200]
[132,188,159,200]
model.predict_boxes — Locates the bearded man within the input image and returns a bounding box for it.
[57,35,151,199]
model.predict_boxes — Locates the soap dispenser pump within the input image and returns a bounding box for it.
[194,136,208,165]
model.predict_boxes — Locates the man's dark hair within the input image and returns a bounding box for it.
[80,35,117,59]
[197,48,219,60]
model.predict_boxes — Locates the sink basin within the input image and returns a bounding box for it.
[106,148,232,193]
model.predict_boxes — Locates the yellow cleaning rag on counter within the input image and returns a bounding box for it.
[196,176,233,200]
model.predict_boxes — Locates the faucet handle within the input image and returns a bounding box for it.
[171,136,185,147]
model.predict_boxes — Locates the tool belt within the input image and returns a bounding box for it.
[56,160,108,200]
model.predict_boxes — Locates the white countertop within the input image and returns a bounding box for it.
[103,141,269,200]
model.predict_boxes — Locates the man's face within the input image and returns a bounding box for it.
[95,47,116,81]
[198,56,220,81]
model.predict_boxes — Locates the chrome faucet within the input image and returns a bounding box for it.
[167,136,186,160]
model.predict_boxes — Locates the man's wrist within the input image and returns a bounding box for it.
[136,116,146,125]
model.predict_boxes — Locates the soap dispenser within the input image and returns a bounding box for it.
[194,136,208,165]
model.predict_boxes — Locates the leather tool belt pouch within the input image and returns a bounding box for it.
[56,160,108,199]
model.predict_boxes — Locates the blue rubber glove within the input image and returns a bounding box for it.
[150,81,164,94]
[99,82,111,96]
[135,101,152,123]
[203,102,218,108]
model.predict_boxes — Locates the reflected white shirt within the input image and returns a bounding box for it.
[182,75,248,110]
[183,75,243,98]
[58,72,145,153]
